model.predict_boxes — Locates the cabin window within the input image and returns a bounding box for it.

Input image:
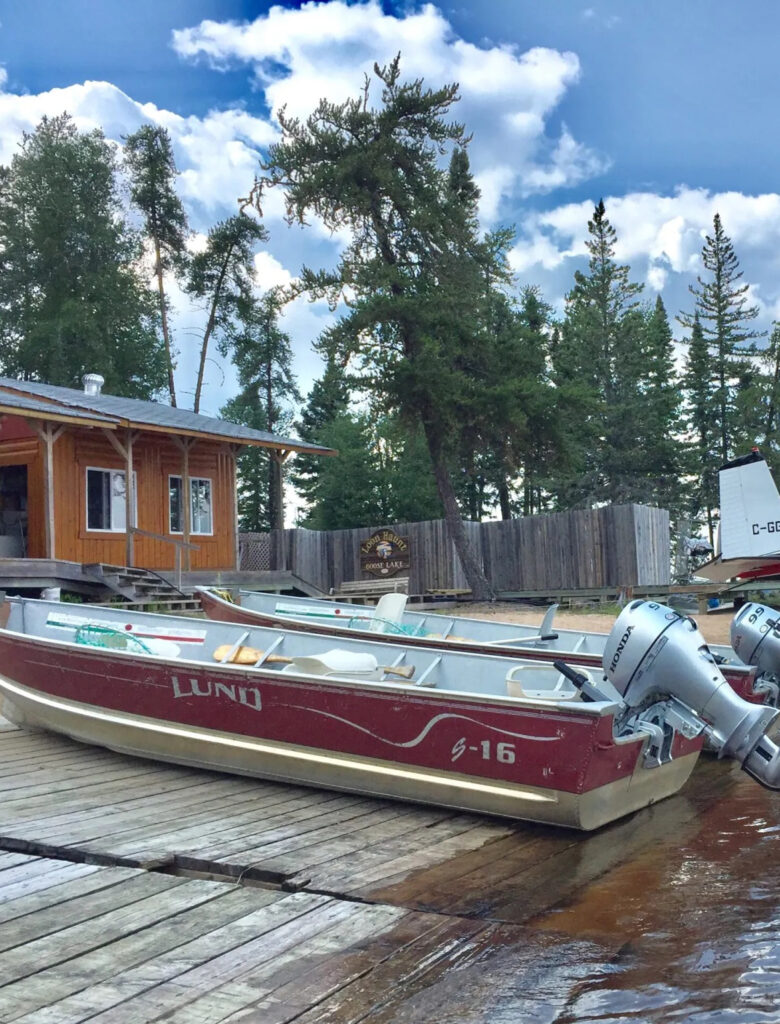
[86,468,136,532]
[169,476,213,535]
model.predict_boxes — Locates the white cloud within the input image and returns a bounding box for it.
[511,187,780,330]
[172,0,607,222]
[513,188,780,276]
[253,250,293,290]
[0,79,283,229]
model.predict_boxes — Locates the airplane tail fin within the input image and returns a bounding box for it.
[719,450,780,559]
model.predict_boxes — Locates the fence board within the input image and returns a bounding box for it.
[239,504,669,594]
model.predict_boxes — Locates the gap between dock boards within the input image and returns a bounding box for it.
[0,834,394,908]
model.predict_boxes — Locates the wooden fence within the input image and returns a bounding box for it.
[239,504,670,594]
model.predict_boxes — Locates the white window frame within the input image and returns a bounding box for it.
[85,466,137,534]
[168,475,214,536]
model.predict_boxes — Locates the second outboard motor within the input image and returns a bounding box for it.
[729,602,780,704]
[603,600,780,789]
[731,602,780,674]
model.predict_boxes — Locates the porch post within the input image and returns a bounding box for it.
[231,444,240,571]
[44,424,56,560]
[170,435,194,573]
[271,448,291,533]
[27,420,64,560]
[101,427,138,568]
[125,428,135,568]
[183,439,192,572]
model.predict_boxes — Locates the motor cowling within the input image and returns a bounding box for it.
[730,602,780,674]
[603,600,780,787]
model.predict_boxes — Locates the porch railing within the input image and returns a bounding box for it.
[129,527,199,590]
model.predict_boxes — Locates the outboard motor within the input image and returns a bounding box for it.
[603,600,780,788]
[730,602,780,704]
[731,602,780,674]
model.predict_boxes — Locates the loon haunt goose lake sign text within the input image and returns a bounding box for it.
[360,529,410,577]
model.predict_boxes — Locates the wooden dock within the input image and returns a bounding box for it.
[1,715,778,1022]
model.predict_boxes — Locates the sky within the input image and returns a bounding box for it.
[2,0,780,417]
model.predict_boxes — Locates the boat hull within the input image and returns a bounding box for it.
[0,629,701,831]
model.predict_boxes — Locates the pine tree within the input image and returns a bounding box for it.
[291,357,351,513]
[681,313,718,541]
[640,296,684,511]
[299,413,386,530]
[221,291,300,531]
[247,57,501,600]
[298,410,442,529]
[552,200,643,506]
[679,213,763,464]
[186,213,268,413]
[124,125,189,406]
[375,417,443,523]
[226,288,298,528]
[504,286,557,517]
[761,324,780,475]
[0,114,166,396]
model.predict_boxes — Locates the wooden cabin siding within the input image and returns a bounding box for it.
[49,428,236,570]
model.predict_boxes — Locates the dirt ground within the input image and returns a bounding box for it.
[448,600,734,646]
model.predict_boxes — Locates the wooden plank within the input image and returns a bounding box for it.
[154,903,413,1024]
[333,820,513,898]
[281,813,502,893]
[213,908,448,1024]
[0,873,192,986]
[0,880,288,1023]
[35,892,333,1024]
[0,871,187,956]
[365,758,745,921]
[173,798,402,869]
[194,803,414,870]
[0,864,138,927]
[0,862,110,909]
[0,852,39,872]
[5,783,342,865]
[79,791,373,868]
[285,914,488,1024]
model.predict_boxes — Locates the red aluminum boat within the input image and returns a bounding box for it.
[0,597,711,831]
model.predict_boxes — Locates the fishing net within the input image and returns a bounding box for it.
[74,623,153,654]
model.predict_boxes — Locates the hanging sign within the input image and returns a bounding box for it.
[360,529,410,577]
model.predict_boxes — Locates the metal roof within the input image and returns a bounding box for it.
[0,378,335,455]
[0,391,118,424]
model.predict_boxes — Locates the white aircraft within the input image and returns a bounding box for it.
[697,449,780,583]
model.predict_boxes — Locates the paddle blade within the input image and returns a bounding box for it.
[383,664,415,679]
[213,644,263,664]
[293,649,378,674]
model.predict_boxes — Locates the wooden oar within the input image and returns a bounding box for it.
[213,644,415,679]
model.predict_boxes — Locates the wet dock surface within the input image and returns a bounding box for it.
[1,715,779,1023]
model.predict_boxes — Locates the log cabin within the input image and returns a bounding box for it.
[0,374,334,573]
